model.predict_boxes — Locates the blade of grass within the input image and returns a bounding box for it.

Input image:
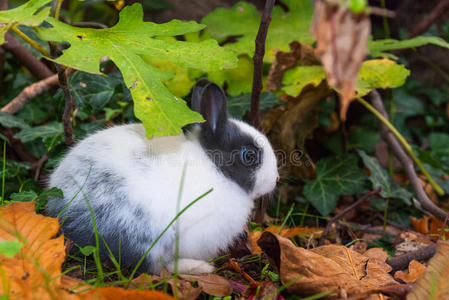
[1,140,6,206]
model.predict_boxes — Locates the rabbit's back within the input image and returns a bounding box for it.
[47,123,253,273]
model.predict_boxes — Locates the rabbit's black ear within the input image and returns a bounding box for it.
[198,82,228,134]
[191,78,211,113]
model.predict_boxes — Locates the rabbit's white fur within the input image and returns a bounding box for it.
[49,120,278,274]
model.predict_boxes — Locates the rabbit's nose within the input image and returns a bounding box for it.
[276,176,280,182]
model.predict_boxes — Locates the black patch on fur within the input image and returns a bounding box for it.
[199,121,262,192]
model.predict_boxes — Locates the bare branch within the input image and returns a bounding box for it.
[407,0,449,39]
[386,244,436,272]
[250,0,275,130]
[370,90,449,222]
[1,69,74,115]
[2,33,53,80]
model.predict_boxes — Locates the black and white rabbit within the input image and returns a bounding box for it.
[46,80,279,275]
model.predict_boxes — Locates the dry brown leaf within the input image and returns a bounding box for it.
[257,232,398,299]
[394,260,426,283]
[407,241,449,300]
[0,202,175,300]
[410,215,449,240]
[312,0,370,120]
[250,226,323,254]
[363,248,389,263]
[181,274,232,297]
[0,201,71,300]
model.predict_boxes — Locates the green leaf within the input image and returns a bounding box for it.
[38,3,237,138]
[368,37,449,58]
[303,155,369,216]
[282,65,326,97]
[202,0,314,62]
[67,71,122,113]
[429,132,449,157]
[357,59,410,96]
[209,55,254,96]
[79,245,96,256]
[0,112,30,129]
[0,0,51,43]
[0,240,23,258]
[227,92,285,118]
[14,121,63,143]
[0,159,30,179]
[358,150,412,204]
[10,190,38,202]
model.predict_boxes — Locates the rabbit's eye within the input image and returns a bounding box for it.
[240,146,260,166]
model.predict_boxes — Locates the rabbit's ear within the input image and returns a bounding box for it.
[191,78,211,113]
[199,82,228,134]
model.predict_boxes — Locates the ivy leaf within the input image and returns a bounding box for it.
[358,150,412,204]
[303,155,369,216]
[368,37,449,59]
[0,0,51,43]
[202,0,314,62]
[0,240,23,258]
[227,92,284,118]
[0,112,30,129]
[282,65,326,97]
[10,190,38,202]
[357,59,410,96]
[14,121,63,143]
[38,3,237,138]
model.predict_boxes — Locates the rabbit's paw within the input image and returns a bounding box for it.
[167,258,214,275]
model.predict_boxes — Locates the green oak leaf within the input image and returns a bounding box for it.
[14,121,63,143]
[10,190,38,202]
[303,155,369,216]
[282,65,326,97]
[358,150,412,205]
[368,37,449,59]
[202,0,314,63]
[0,240,23,258]
[38,3,237,138]
[0,0,51,43]
[357,59,410,96]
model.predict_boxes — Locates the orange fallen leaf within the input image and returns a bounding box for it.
[410,215,449,240]
[250,226,322,254]
[312,0,370,120]
[181,274,232,297]
[257,232,399,299]
[394,260,426,283]
[0,202,174,300]
[407,241,449,300]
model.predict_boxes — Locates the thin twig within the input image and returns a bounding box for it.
[2,33,53,80]
[407,0,449,39]
[58,65,75,145]
[438,210,449,241]
[33,153,48,181]
[370,90,449,222]
[318,187,382,246]
[250,0,275,130]
[386,244,436,272]
[1,68,74,115]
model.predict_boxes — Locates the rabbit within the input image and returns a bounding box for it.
[46,79,279,275]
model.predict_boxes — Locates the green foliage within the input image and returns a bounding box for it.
[202,0,314,62]
[0,240,22,258]
[227,92,284,118]
[9,187,63,211]
[282,66,326,97]
[368,37,449,58]
[358,150,412,204]
[14,121,63,143]
[0,0,51,43]
[357,59,410,96]
[38,3,237,138]
[0,112,30,130]
[303,155,369,216]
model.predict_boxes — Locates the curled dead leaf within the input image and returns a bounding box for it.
[394,260,426,283]
[312,0,371,120]
[257,232,398,299]
[181,274,232,297]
